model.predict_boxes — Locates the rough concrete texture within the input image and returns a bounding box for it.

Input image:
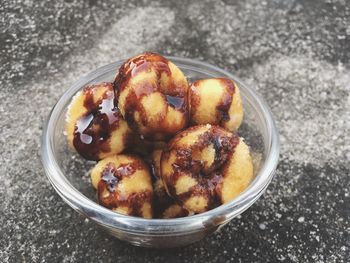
[1,0,349,262]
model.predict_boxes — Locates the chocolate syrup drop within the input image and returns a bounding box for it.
[72,83,122,160]
[75,114,93,144]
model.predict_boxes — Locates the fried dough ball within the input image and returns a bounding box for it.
[151,150,189,219]
[65,83,132,160]
[189,78,243,131]
[91,154,153,218]
[160,125,253,214]
[115,52,189,141]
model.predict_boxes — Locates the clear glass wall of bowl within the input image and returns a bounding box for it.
[41,57,279,247]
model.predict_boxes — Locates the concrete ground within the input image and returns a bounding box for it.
[1,0,349,262]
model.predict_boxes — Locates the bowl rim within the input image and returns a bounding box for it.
[41,56,280,233]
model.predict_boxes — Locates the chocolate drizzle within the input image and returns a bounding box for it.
[113,52,189,140]
[72,83,123,160]
[99,162,137,194]
[123,191,152,217]
[97,159,153,217]
[190,78,236,126]
[215,78,236,124]
[148,151,188,218]
[152,178,181,218]
[163,125,239,211]
[114,52,171,92]
[75,114,94,144]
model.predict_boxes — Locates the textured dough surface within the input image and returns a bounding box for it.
[189,78,243,131]
[65,83,131,160]
[161,124,253,213]
[151,149,189,218]
[90,154,153,218]
[115,52,189,140]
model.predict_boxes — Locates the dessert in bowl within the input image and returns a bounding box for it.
[41,53,279,247]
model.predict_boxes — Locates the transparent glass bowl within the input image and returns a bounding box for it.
[41,57,279,248]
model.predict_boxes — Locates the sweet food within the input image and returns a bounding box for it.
[90,154,153,218]
[160,124,253,213]
[65,83,132,160]
[151,149,189,218]
[189,78,243,131]
[114,52,189,141]
[65,53,254,218]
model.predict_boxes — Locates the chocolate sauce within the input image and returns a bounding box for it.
[117,191,152,217]
[163,125,239,211]
[99,162,137,194]
[75,114,93,144]
[141,147,188,218]
[190,78,236,126]
[123,89,149,131]
[152,178,189,218]
[114,52,171,93]
[113,52,189,140]
[177,172,223,210]
[73,83,123,160]
[212,131,239,172]
[152,178,179,218]
[216,107,230,122]
[97,159,153,217]
[149,162,158,183]
[130,192,152,217]
[216,78,236,124]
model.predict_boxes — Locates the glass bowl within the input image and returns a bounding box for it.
[41,57,279,248]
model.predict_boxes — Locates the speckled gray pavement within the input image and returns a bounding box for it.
[1,0,349,262]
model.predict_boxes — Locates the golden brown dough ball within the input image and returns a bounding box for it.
[115,52,189,141]
[160,125,253,214]
[189,78,243,131]
[151,150,189,219]
[91,154,153,218]
[65,83,132,160]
